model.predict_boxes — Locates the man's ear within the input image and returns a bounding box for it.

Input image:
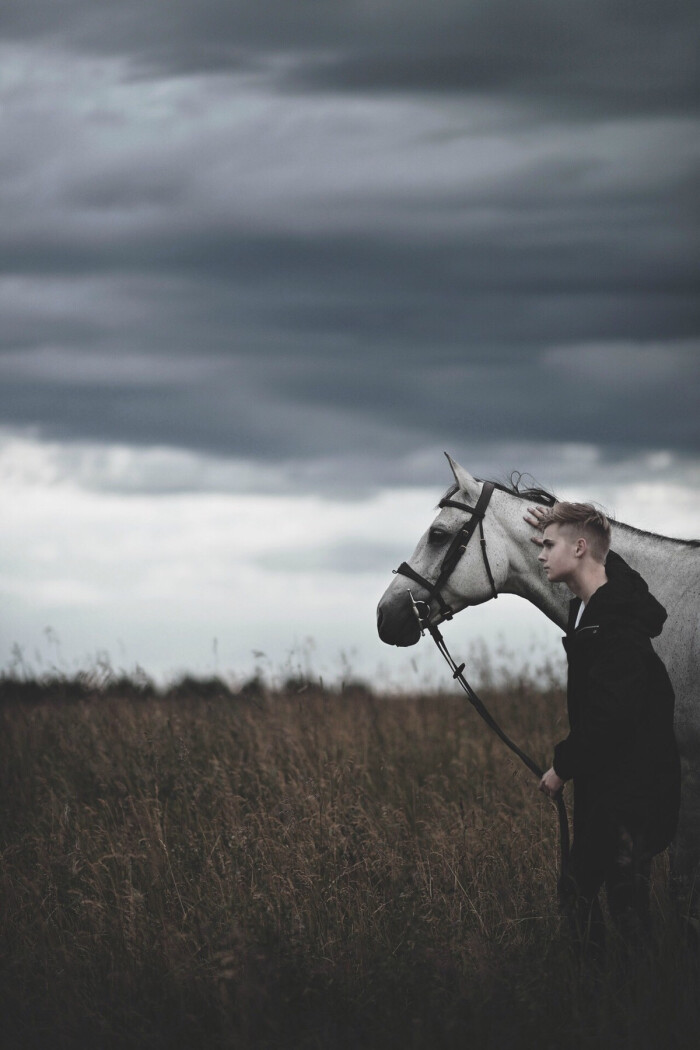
[575,537,587,557]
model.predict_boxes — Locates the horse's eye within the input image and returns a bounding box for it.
[429,528,449,544]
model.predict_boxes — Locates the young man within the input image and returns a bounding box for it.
[527,502,680,950]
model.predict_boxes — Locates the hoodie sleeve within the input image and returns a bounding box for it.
[553,630,649,782]
[553,734,576,781]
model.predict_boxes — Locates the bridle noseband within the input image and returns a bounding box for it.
[392,480,498,630]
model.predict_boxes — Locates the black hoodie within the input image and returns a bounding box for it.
[553,550,681,853]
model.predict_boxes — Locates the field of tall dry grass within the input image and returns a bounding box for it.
[1,665,697,1049]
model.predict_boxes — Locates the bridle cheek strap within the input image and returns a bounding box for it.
[393,559,454,617]
[393,481,498,624]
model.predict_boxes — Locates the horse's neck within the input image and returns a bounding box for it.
[596,525,700,697]
[605,524,700,612]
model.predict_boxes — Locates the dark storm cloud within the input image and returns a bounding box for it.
[291,8,700,120]
[0,228,698,461]
[0,0,698,492]
[2,333,698,464]
[4,1,700,118]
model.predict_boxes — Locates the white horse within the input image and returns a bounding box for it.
[376,455,700,907]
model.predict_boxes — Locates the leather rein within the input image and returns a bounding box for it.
[392,481,570,877]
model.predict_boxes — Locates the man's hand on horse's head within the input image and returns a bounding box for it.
[524,505,549,546]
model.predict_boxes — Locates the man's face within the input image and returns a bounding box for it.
[538,523,580,584]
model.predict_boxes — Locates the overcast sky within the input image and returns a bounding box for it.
[2,2,699,685]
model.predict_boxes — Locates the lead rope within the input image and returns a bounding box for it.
[427,621,570,879]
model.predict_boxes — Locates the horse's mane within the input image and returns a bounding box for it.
[441,470,700,548]
[481,471,558,507]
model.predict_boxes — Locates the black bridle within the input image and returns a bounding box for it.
[392,480,498,628]
[391,479,570,879]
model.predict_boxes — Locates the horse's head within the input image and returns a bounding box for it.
[376,455,511,646]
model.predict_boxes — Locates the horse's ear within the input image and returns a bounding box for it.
[444,453,480,497]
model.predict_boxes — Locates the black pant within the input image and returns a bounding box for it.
[559,813,654,954]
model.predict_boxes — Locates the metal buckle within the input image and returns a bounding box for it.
[407,590,430,636]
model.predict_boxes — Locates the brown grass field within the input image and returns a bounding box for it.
[1,664,698,1049]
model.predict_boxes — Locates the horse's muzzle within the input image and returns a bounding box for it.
[376,591,423,647]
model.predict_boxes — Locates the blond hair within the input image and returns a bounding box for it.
[541,502,611,562]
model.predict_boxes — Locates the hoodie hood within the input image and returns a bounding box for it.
[586,549,668,638]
